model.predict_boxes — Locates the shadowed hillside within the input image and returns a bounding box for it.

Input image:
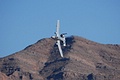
[0,36,120,80]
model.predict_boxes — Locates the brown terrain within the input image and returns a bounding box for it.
[0,36,120,80]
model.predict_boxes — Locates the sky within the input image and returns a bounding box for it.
[0,0,120,57]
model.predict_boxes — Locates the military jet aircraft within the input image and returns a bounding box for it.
[51,20,67,57]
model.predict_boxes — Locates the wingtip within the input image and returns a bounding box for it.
[61,56,64,58]
[61,54,64,58]
[57,20,60,23]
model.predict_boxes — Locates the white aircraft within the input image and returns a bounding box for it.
[51,20,67,57]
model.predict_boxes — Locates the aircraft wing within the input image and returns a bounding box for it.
[57,40,63,57]
[56,20,60,37]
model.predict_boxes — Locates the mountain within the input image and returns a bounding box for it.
[0,36,120,80]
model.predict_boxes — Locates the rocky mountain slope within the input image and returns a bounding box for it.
[0,36,120,80]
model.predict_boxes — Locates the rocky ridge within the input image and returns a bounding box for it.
[0,36,120,80]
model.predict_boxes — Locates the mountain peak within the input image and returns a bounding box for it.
[0,36,120,80]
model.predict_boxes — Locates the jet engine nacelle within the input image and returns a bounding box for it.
[60,33,67,46]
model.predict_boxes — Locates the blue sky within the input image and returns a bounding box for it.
[0,0,120,57]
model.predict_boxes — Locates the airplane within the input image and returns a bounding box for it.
[51,20,67,57]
